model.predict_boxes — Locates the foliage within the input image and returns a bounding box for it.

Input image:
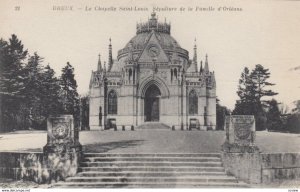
[233,64,278,131]
[80,95,89,130]
[0,35,28,131]
[266,99,283,131]
[59,62,80,128]
[0,35,81,132]
[292,100,300,114]
[216,98,230,130]
[285,113,300,133]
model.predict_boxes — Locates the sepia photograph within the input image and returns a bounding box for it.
[0,0,300,190]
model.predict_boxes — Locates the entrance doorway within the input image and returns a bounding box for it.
[144,84,161,122]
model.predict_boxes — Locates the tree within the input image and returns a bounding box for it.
[80,95,89,130]
[233,67,256,115]
[250,64,278,105]
[286,114,300,133]
[233,64,278,131]
[0,35,28,131]
[23,53,45,129]
[59,62,80,127]
[22,53,61,130]
[41,65,62,117]
[237,67,254,103]
[266,99,283,131]
[0,35,68,131]
[292,100,300,114]
[216,98,230,130]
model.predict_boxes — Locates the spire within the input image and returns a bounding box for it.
[193,38,198,72]
[200,60,203,74]
[108,38,113,71]
[204,54,209,73]
[97,53,102,72]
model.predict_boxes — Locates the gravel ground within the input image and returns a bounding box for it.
[0,130,299,153]
[0,130,299,189]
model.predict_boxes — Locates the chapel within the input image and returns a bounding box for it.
[89,12,216,130]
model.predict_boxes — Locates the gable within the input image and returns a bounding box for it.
[138,32,170,63]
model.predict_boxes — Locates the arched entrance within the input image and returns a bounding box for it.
[144,84,161,122]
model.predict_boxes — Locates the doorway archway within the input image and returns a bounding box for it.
[144,84,161,122]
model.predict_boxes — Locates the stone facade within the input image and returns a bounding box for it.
[89,12,216,130]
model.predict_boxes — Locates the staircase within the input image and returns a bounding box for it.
[137,122,170,129]
[53,153,248,188]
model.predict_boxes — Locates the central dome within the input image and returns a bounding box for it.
[117,12,188,61]
[124,32,181,50]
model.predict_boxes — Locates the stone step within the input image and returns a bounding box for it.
[77,171,227,177]
[83,157,221,162]
[65,176,238,183]
[78,166,225,172]
[53,181,249,188]
[52,152,249,188]
[80,161,223,167]
[137,123,170,129]
[84,153,221,158]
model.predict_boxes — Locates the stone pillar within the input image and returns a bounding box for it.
[43,115,82,183]
[221,115,262,184]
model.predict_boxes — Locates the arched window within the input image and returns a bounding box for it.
[133,69,135,83]
[174,68,177,79]
[189,90,198,115]
[129,68,132,81]
[108,90,117,114]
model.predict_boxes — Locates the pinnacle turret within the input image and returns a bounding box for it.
[204,54,209,73]
[97,53,102,72]
[103,61,107,73]
[193,38,198,72]
[200,60,203,74]
[108,38,113,71]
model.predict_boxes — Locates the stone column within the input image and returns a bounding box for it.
[43,115,82,183]
[221,115,262,184]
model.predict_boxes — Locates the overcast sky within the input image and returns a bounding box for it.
[1,0,299,110]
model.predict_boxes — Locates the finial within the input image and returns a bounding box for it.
[193,38,198,66]
[108,38,113,71]
[204,54,209,73]
[151,12,156,18]
[200,60,203,74]
[97,53,103,72]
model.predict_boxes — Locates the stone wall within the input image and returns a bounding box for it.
[0,115,83,184]
[0,152,44,182]
[0,151,80,184]
[261,153,300,184]
[221,151,300,184]
[221,150,262,184]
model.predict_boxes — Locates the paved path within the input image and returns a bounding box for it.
[0,130,299,153]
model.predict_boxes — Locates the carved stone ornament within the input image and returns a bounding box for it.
[52,122,70,140]
[147,44,160,58]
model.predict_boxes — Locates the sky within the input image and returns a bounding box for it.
[1,0,300,110]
